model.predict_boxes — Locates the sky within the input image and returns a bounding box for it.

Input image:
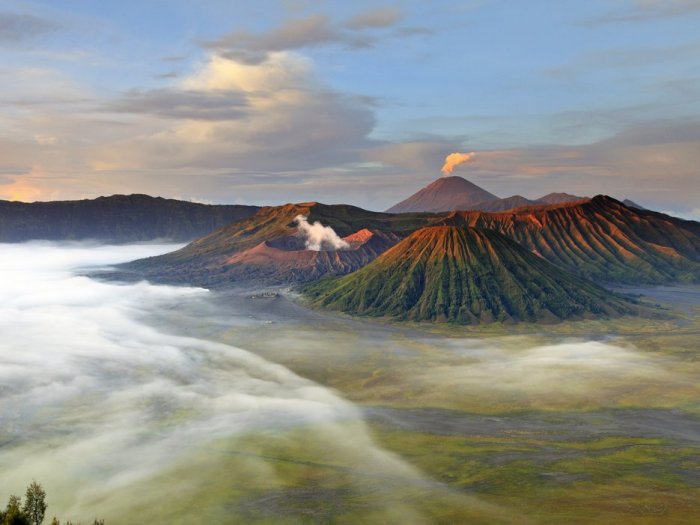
[0,0,699,216]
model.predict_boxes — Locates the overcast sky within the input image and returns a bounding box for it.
[1,0,699,216]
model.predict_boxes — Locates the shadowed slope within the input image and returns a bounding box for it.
[0,194,259,243]
[303,226,636,323]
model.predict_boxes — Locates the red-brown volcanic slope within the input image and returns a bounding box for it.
[223,229,401,283]
[127,202,431,286]
[437,195,700,284]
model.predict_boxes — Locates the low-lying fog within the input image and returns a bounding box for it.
[1,243,697,523]
[0,243,437,523]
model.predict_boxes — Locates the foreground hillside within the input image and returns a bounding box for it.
[303,226,636,323]
[0,194,259,243]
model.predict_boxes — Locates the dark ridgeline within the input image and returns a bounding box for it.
[0,194,259,243]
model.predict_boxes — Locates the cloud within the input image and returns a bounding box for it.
[584,0,700,24]
[343,7,403,29]
[409,337,687,411]
[294,215,350,251]
[0,242,437,521]
[0,51,378,201]
[0,12,59,44]
[204,8,410,64]
[107,88,249,121]
[206,14,348,65]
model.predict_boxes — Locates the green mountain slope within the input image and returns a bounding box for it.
[302,226,637,323]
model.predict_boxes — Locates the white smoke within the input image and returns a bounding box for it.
[293,214,350,251]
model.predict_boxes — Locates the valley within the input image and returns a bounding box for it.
[134,278,700,524]
[133,276,700,523]
[2,242,699,524]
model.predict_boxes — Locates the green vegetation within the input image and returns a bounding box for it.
[303,226,638,323]
[368,424,700,525]
[200,294,700,524]
[0,483,103,525]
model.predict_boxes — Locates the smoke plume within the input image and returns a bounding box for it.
[441,152,475,176]
[294,215,350,251]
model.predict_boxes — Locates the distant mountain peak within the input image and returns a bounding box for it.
[386,176,499,213]
[622,198,646,210]
[535,192,584,205]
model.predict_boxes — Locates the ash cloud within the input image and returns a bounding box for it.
[441,151,475,176]
[294,214,350,251]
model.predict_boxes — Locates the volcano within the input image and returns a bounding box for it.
[386,176,499,213]
[303,226,637,323]
[125,202,434,286]
[437,196,700,284]
[385,176,590,214]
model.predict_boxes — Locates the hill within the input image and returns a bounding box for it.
[0,194,259,243]
[302,226,636,323]
[623,198,646,210]
[125,202,434,286]
[536,192,584,205]
[438,196,700,284]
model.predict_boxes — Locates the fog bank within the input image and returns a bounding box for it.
[0,242,437,522]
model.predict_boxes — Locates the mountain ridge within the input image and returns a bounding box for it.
[125,196,700,287]
[302,226,638,323]
[385,175,589,213]
[0,194,259,243]
[436,195,700,284]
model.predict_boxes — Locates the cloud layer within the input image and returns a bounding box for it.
[0,242,427,521]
